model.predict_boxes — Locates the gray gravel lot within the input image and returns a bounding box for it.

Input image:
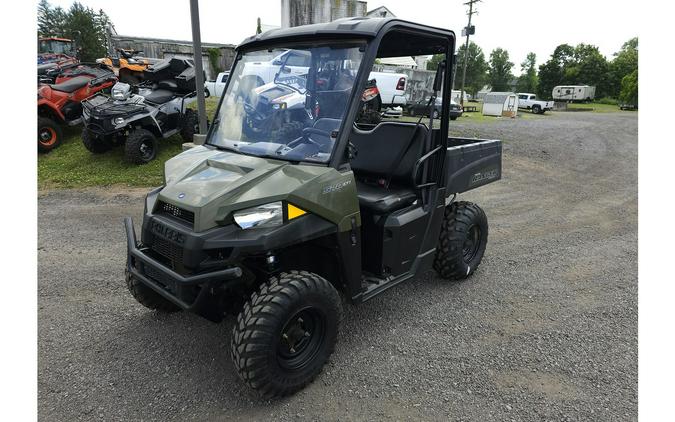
[38,110,638,421]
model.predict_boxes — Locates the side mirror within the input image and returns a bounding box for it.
[433,60,445,93]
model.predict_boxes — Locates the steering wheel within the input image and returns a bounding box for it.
[288,127,332,149]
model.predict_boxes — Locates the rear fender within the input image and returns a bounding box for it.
[37,100,65,121]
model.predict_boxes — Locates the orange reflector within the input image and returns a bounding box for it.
[287,203,306,220]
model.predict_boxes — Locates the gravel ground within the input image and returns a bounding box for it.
[38,110,638,421]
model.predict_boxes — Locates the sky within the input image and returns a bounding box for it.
[47,0,638,75]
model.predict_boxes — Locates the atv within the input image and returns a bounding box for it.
[81,57,202,164]
[123,17,502,398]
[98,48,154,85]
[37,63,117,152]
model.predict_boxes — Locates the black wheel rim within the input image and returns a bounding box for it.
[139,138,155,161]
[277,307,326,371]
[463,224,481,263]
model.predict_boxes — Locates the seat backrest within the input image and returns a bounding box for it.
[349,122,428,185]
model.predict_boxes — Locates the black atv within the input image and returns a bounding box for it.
[81,57,203,164]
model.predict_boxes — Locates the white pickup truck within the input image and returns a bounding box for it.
[204,71,229,98]
[517,93,553,114]
[239,49,407,107]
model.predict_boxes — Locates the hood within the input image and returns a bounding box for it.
[158,146,334,232]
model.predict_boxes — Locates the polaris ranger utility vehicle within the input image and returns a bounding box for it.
[124,18,502,398]
[81,57,201,164]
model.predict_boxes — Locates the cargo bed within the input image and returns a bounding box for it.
[444,137,502,195]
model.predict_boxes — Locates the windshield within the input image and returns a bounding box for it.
[39,40,73,55]
[208,44,365,163]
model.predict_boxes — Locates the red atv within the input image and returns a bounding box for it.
[37,63,117,152]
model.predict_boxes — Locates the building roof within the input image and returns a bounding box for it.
[111,34,234,49]
[366,6,396,18]
[378,56,418,67]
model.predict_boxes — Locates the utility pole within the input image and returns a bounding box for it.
[190,0,208,138]
[459,0,480,107]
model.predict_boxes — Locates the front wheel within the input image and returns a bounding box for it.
[38,117,62,153]
[204,88,210,98]
[125,128,157,164]
[82,128,114,154]
[433,201,488,280]
[231,271,342,398]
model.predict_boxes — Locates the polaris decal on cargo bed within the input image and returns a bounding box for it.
[150,220,185,244]
[470,168,499,186]
[322,179,352,194]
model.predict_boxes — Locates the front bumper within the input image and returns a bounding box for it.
[125,217,242,311]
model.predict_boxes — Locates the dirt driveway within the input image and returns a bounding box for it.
[38,111,638,421]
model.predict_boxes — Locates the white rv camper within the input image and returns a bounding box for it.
[552,85,596,102]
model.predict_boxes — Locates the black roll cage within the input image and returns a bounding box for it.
[204,19,456,191]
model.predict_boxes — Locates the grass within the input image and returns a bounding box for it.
[566,102,626,113]
[38,97,220,190]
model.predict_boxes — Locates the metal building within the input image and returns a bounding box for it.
[281,0,367,27]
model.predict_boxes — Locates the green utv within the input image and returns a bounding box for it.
[124,17,502,397]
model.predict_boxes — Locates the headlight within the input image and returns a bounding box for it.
[233,202,307,229]
[233,202,283,229]
[112,117,125,125]
[111,82,131,100]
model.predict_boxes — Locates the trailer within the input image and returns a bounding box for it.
[552,85,596,103]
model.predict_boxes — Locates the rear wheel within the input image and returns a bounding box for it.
[180,109,200,142]
[125,128,157,164]
[231,271,341,398]
[82,128,114,154]
[125,270,181,313]
[38,117,62,153]
[433,201,488,280]
[532,105,542,114]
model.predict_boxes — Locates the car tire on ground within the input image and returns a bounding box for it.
[409,108,416,117]
[180,109,201,142]
[231,270,342,398]
[450,116,458,121]
[125,128,158,164]
[38,117,63,153]
[432,109,440,119]
[433,201,488,280]
[82,128,114,154]
[125,270,181,313]
[532,105,542,114]
[204,88,210,98]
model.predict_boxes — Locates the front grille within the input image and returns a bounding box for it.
[150,235,184,268]
[157,201,194,226]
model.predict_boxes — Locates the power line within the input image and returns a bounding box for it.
[459,0,480,107]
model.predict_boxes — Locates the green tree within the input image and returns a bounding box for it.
[488,48,514,91]
[619,69,638,106]
[455,41,488,97]
[256,17,262,34]
[426,53,444,71]
[37,0,112,61]
[516,52,538,93]
[608,38,638,98]
[537,43,608,99]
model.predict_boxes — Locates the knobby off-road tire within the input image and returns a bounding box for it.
[125,128,157,164]
[180,109,200,142]
[125,270,181,313]
[433,201,488,280]
[275,121,303,143]
[231,271,342,398]
[38,117,62,153]
[82,128,114,154]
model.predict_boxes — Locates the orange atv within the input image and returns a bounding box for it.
[98,49,151,85]
[37,63,117,152]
